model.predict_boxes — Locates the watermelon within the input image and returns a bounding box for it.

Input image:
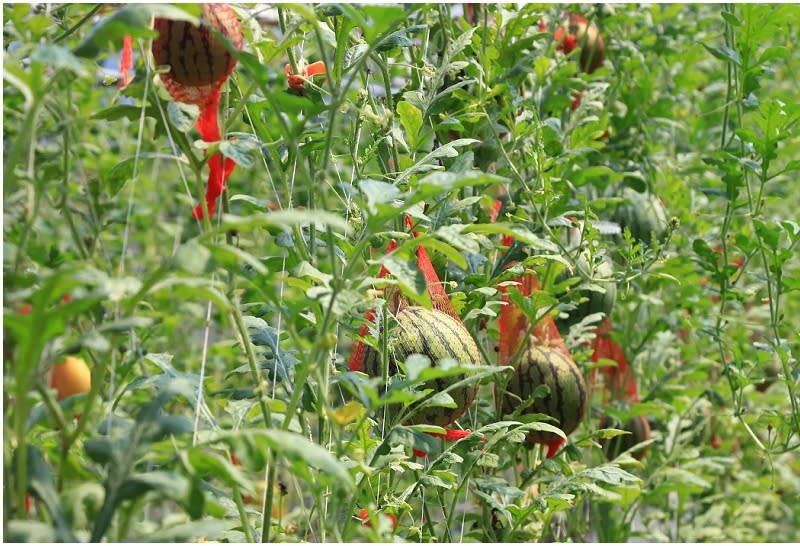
[756,353,781,393]
[361,306,481,426]
[555,13,606,74]
[557,253,616,328]
[151,4,242,88]
[500,340,588,444]
[599,414,652,461]
[613,188,669,245]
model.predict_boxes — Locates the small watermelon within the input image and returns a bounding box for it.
[613,188,669,245]
[557,253,616,328]
[362,306,481,426]
[500,340,588,444]
[599,414,652,461]
[555,13,606,74]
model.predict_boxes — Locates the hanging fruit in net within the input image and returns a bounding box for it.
[554,12,606,74]
[495,232,587,456]
[360,305,481,427]
[350,215,482,433]
[501,337,588,445]
[152,4,242,104]
[150,4,243,219]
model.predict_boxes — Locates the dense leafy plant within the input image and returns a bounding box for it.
[3,3,798,542]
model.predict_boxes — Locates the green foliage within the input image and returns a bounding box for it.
[3,3,798,543]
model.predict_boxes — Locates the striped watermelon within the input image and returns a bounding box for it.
[599,414,652,461]
[152,4,241,88]
[555,13,606,74]
[362,306,481,427]
[756,354,781,393]
[501,340,588,444]
[557,253,616,328]
[613,188,669,245]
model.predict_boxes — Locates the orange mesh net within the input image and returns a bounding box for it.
[495,200,572,458]
[591,319,639,402]
[349,214,477,454]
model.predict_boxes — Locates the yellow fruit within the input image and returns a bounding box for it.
[49,356,91,400]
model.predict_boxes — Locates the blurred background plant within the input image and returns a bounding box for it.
[3,3,798,542]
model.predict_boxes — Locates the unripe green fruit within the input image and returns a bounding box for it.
[557,254,616,327]
[599,414,652,461]
[614,188,669,245]
[501,341,588,444]
[362,306,481,426]
[756,354,781,393]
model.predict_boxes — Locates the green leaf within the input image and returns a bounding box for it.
[207,243,268,275]
[167,102,200,133]
[104,158,135,197]
[13,446,76,540]
[758,46,788,65]
[359,179,401,214]
[407,170,507,206]
[131,519,227,543]
[377,254,427,300]
[174,239,214,275]
[5,521,57,543]
[413,235,468,270]
[721,11,741,27]
[395,139,479,186]
[397,101,423,151]
[375,24,426,52]
[188,449,255,494]
[219,139,258,168]
[580,465,641,487]
[203,430,355,491]
[462,223,559,252]
[31,44,87,76]
[118,471,190,503]
[753,218,779,251]
[148,277,231,311]
[701,43,740,66]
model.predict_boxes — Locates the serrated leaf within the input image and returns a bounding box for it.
[344,43,369,69]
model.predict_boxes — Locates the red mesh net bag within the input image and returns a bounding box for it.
[149,4,243,219]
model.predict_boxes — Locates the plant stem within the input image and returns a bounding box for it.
[278,6,299,75]
[53,4,102,43]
